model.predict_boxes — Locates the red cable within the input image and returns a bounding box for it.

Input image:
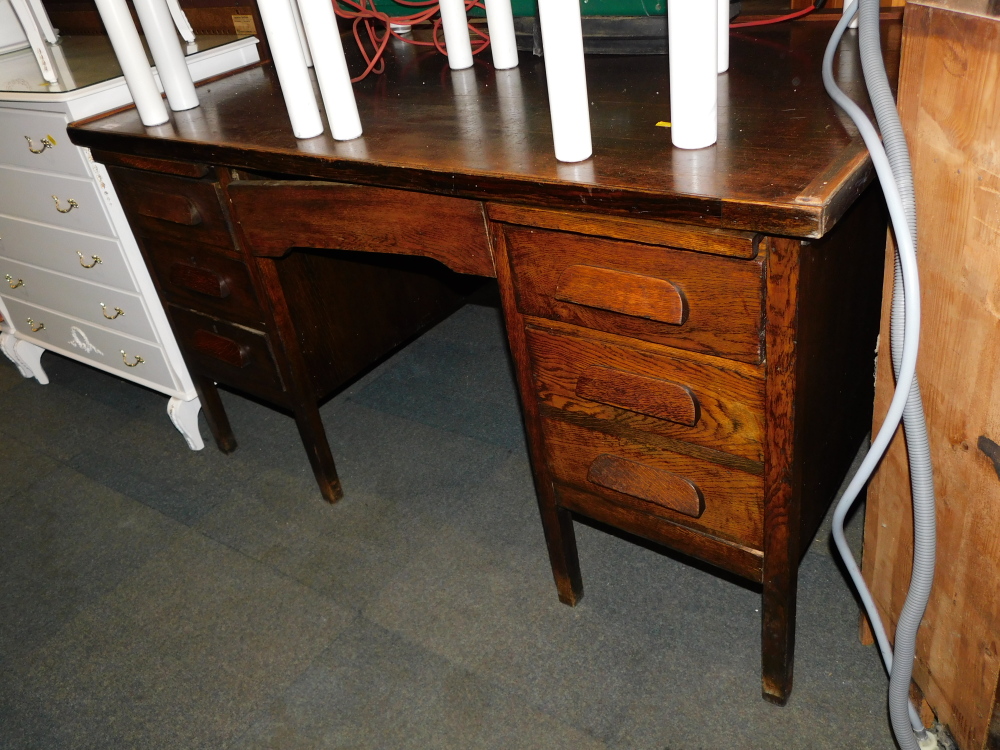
[730,4,817,28]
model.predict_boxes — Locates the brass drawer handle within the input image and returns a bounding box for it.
[5,274,24,289]
[25,318,44,332]
[100,302,125,320]
[52,195,79,214]
[25,135,55,154]
[77,252,102,269]
[120,350,144,367]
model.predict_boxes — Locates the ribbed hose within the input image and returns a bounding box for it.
[857,0,937,742]
[822,5,935,749]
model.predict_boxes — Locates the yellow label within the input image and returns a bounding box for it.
[232,14,256,37]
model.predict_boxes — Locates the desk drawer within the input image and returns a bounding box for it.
[108,167,234,251]
[2,297,176,391]
[1,257,156,341]
[144,238,264,328]
[505,226,765,363]
[542,416,763,550]
[0,215,136,292]
[0,107,90,178]
[526,323,764,464]
[168,305,284,401]
[0,166,115,237]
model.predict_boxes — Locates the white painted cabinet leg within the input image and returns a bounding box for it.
[0,332,49,384]
[167,395,204,450]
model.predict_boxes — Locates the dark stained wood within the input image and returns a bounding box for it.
[490,221,584,606]
[190,372,238,454]
[145,238,265,327]
[191,328,250,368]
[543,416,764,548]
[576,366,699,427]
[761,235,802,706]
[225,181,495,277]
[557,484,764,582]
[168,305,285,401]
[90,150,210,178]
[109,167,236,251]
[586,454,706,519]
[78,18,898,706]
[134,193,202,226]
[525,322,765,463]
[169,263,230,299]
[555,266,688,326]
[67,21,901,240]
[506,226,765,363]
[485,204,762,259]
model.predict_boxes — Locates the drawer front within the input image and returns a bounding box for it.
[143,238,265,327]
[0,107,90,178]
[2,297,177,391]
[505,226,765,363]
[0,215,136,292]
[108,167,234,251]
[0,166,115,237]
[526,323,765,464]
[542,416,764,549]
[1,257,156,341]
[168,305,285,401]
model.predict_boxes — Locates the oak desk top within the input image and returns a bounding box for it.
[68,18,898,240]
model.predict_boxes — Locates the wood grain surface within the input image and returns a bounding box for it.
[863,4,1000,748]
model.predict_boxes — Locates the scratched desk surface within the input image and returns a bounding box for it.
[69,17,900,238]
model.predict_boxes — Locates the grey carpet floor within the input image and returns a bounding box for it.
[0,291,894,749]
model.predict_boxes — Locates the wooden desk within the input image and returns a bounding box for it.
[67,18,896,705]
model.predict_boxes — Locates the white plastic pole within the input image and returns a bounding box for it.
[485,0,518,70]
[667,0,717,149]
[843,0,859,29]
[93,0,169,126]
[133,0,199,111]
[297,0,362,140]
[256,0,324,139]
[289,0,313,67]
[439,0,473,70]
[717,0,729,73]
[537,0,592,162]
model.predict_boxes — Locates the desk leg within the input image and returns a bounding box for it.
[761,561,797,704]
[191,373,238,454]
[491,223,583,606]
[292,403,344,504]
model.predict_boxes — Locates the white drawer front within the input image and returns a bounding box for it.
[1,257,156,341]
[2,297,176,392]
[0,107,91,178]
[0,215,136,292]
[0,166,115,237]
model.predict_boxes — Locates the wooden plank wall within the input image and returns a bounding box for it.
[862,3,1000,749]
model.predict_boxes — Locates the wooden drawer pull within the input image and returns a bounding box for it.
[191,329,250,368]
[576,366,700,427]
[169,263,230,298]
[554,265,688,325]
[586,454,705,518]
[136,193,202,226]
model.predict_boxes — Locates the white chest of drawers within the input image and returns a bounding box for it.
[0,34,258,449]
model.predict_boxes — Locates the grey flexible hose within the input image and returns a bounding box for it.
[823,5,935,749]
[857,0,937,743]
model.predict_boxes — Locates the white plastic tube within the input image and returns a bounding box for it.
[439,0,473,70]
[485,0,518,70]
[289,0,312,67]
[164,0,196,42]
[133,0,198,111]
[537,0,592,162]
[257,0,323,139]
[93,0,169,126]
[667,0,717,149]
[843,0,859,29]
[717,0,729,73]
[297,0,362,140]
